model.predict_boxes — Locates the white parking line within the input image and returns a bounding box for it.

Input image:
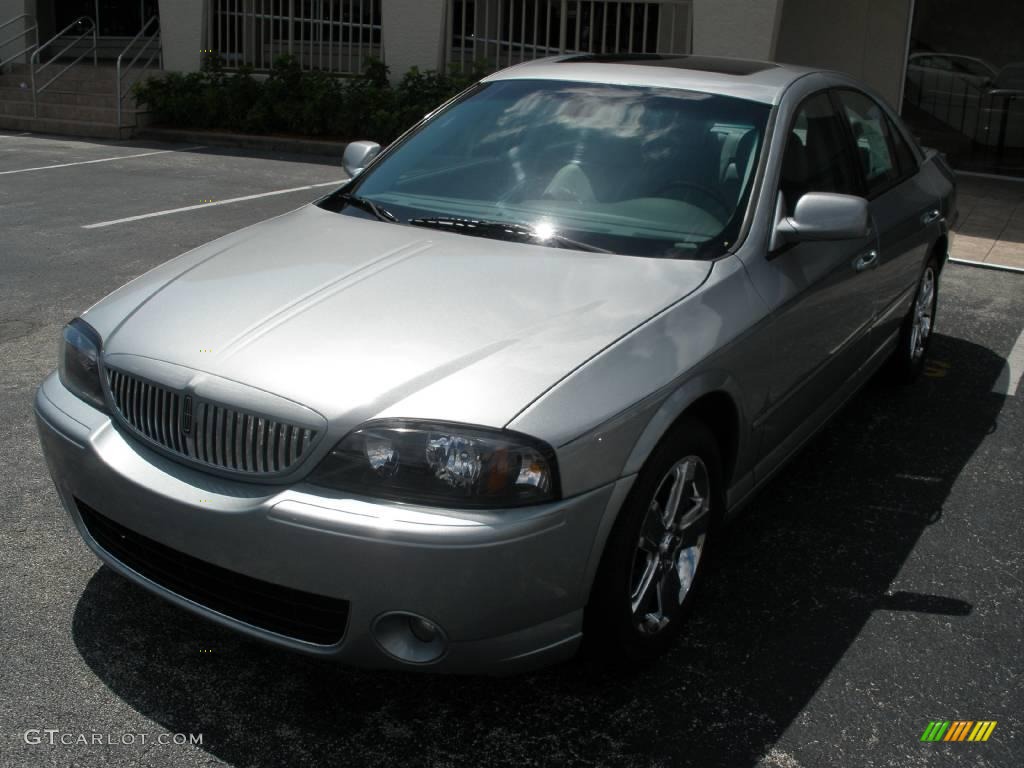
[81,180,346,229]
[0,146,205,175]
[993,327,1024,397]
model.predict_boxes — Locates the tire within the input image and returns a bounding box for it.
[890,255,940,384]
[584,417,723,666]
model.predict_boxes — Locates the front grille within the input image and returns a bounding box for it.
[76,499,350,645]
[105,368,317,476]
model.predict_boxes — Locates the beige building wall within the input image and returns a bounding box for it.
[0,0,31,66]
[692,0,784,60]
[381,0,447,80]
[773,0,913,109]
[158,0,204,73]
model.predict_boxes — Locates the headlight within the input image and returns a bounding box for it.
[58,318,105,410]
[308,421,559,508]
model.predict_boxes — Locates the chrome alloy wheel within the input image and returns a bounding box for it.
[628,455,711,635]
[910,266,936,361]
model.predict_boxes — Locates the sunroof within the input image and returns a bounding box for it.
[557,54,778,76]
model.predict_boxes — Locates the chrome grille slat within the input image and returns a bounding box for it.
[145,382,153,438]
[246,415,256,473]
[141,382,150,438]
[136,379,144,432]
[216,407,226,468]
[127,377,135,428]
[240,414,249,471]
[206,405,215,465]
[127,376,136,429]
[203,403,214,465]
[255,418,265,474]
[122,374,130,425]
[226,412,235,469]
[153,387,160,440]
[169,391,180,453]
[275,423,285,472]
[195,402,205,462]
[121,374,128,424]
[135,380,142,434]
[155,388,164,445]
[162,389,171,447]
[232,411,242,470]
[132,377,141,431]
[135,379,144,432]
[147,383,157,440]
[104,368,316,477]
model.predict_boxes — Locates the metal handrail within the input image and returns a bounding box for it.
[116,15,161,127]
[0,13,38,70]
[30,16,98,117]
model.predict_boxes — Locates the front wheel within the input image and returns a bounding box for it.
[584,418,722,665]
[890,257,939,384]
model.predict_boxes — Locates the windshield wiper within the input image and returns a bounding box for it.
[336,193,399,223]
[408,216,612,253]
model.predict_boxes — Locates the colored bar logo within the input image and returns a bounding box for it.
[921,721,997,742]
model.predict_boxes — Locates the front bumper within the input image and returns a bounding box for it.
[35,372,632,673]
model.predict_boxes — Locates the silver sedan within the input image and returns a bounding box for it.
[36,54,955,673]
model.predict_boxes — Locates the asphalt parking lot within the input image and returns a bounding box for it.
[1,130,1022,768]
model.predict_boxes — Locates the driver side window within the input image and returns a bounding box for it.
[780,92,860,210]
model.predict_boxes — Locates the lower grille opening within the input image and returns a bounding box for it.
[76,499,349,646]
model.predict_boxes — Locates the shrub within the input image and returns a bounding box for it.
[133,56,481,144]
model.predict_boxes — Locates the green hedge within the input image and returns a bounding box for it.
[133,55,484,144]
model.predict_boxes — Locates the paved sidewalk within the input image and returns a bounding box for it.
[952,174,1024,269]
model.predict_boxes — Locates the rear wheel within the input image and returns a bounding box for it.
[585,418,722,665]
[890,257,939,384]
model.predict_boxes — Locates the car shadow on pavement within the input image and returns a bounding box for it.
[70,332,1008,768]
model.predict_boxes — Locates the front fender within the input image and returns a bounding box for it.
[621,369,752,499]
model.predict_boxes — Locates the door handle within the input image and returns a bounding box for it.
[854,249,879,272]
[921,209,941,225]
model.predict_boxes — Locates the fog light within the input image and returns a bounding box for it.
[372,611,448,665]
[409,616,438,642]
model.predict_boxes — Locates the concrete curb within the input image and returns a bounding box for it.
[135,127,349,159]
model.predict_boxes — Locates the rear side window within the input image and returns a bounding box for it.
[887,115,918,176]
[779,92,861,208]
[835,89,913,195]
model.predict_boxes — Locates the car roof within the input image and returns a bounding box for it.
[482,54,817,105]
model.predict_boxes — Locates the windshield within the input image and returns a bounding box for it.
[321,79,771,259]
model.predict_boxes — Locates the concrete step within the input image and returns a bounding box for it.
[51,37,159,62]
[0,66,150,93]
[0,75,123,95]
[0,86,125,109]
[17,62,148,82]
[0,99,133,124]
[0,74,32,89]
[0,113,133,139]
[0,73,146,90]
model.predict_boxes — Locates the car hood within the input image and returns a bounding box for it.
[90,205,711,434]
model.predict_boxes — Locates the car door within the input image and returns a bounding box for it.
[749,91,880,477]
[833,88,939,348]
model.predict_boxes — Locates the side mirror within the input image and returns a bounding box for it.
[774,192,870,246]
[342,140,381,178]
